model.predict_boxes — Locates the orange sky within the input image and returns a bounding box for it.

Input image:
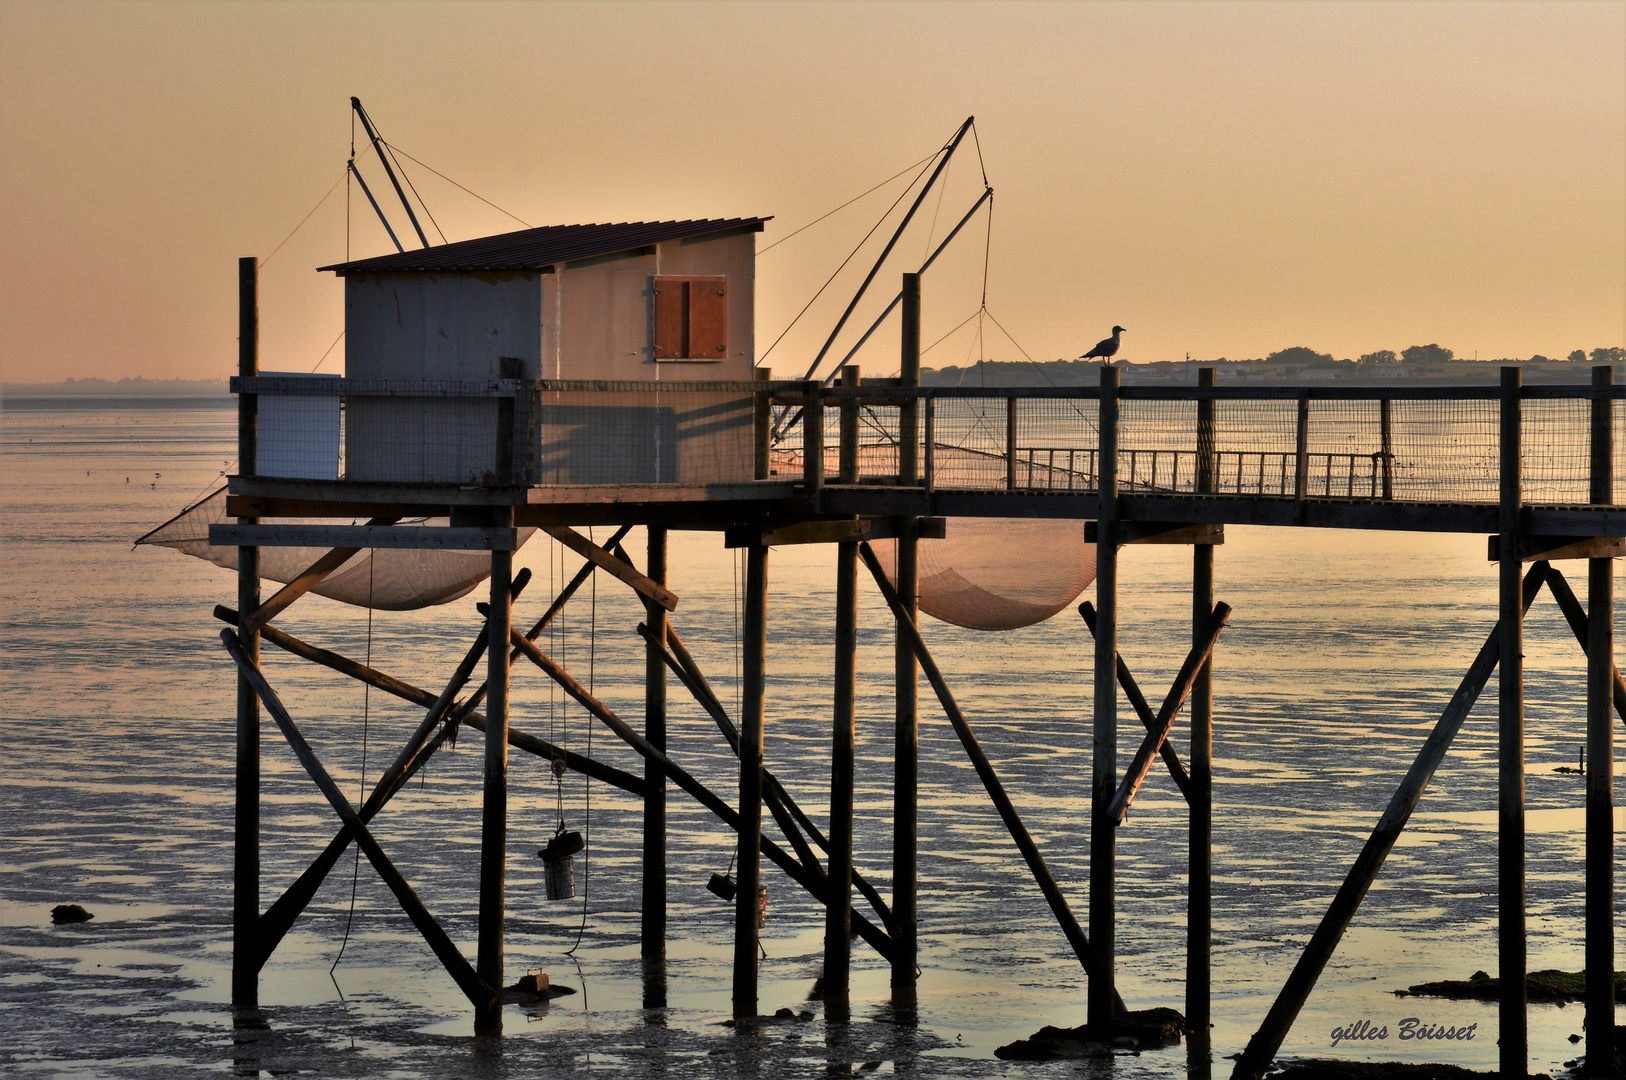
[1,1,1621,383]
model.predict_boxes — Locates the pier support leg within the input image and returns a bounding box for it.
[826,537,858,1017]
[733,541,768,1019]
[232,255,260,1014]
[475,523,513,1033]
[1187,366,1215,1068]
[642,526,668,967]
[1498,366,1526,1077]
[1090,364,1120,1032]
[1586,365,1615,1075]
[893,272,921,992]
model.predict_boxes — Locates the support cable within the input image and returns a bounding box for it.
[381,141,533,229]
[331,555,376,976]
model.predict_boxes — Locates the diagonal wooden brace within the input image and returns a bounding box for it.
[239,516,399,635]
[857,541,1125,1014]
[1541,566,1626,732]
[1078,601,1192,801]
[220,630,498,1013]
[1105,603,1231,825]
[544,526,678,611]
[638,621,898,936]
[506,628,897,964]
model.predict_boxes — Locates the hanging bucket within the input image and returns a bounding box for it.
[539,829,584,901]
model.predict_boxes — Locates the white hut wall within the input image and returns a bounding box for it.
[343,270,542,483]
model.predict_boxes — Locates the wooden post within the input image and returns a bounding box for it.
[1090,363,1120,1031]
[1379,398,1394,500]
[1188,367,1215,1068]
[1006,397,1019,490]
[803,380,824,506]
[475,512,513,1033]
[1498,365,1526,1077]
[827,366,861,1016]
[733,542,768,1018]
[839,365,861,483]
[893,272,921,990]
[1294,391,1309,501]
[754,367,772,480]
[1586,364,1615,1074]
[642,526,668,963]
[233,255,261,1014]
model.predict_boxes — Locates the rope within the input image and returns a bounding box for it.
[758,151,942,365]
[331,554,375,974]
[382,141,534,230]
[259,171,345,271]
[758,152,935,255]
[564,529,596,955]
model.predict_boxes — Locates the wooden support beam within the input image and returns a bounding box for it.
[724,516,945,549]
[1498,366,1527,1080]
[828,535,858,1014]
[1086,521,1225,547]
[736,542,769,1017]
[859,541,1126,1015]
[1090,364,1120,1030]
[1533,568,1626,731]
[1585,363,1616,1075]
[220,631,498,1013]
[1230,562,1548,1080]
[212,523,517,551]
[239,517,397,634]
[1189,365,1217,1065]
[475,533,512,1032]
[233,254,260,1014]
[1486,533,1626,562]
[1078,602,1193,800]
[505,630,897,965]
[642,527,669,962]
[544,525,678,611]
[1105,604,1232,824]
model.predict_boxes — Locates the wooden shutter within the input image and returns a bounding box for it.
[652,275,727,359]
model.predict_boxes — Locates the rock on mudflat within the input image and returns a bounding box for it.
[51,904,93,925]
[995,1006,1184,1060]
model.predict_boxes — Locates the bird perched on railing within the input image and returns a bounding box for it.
[1080,326,1126,361]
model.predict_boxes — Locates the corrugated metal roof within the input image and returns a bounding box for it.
[319,217,770,274]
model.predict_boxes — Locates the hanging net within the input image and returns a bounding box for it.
[871,517,1096,631]
[136,487,534,611]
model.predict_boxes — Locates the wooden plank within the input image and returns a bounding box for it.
[219,630,498,1013]
[227,496,440,519]
[1085,521,1225,546]
[543,526,678,611]
[1486,533,1626,562]
[212,524,519,550]
[1105,603,1232,824]
[724,516,946,549]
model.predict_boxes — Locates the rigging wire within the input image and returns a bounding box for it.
[757,150,942,365]
[564,531,596,955]
[384,141,447,245]
[757,152,935,255]
[259,171,347,272]
[331,555,376,976]
[921,152,952,263]
[382,141,534,230]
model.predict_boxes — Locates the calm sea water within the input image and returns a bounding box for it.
[2,399,1620,1078]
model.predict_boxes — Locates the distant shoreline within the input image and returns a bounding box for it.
[3,377,230,399]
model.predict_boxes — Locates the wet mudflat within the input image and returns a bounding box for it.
[2,401,1620,1077]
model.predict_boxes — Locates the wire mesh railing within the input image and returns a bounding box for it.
[232,376,1625,506]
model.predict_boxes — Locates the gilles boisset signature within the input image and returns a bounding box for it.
[1330,1018,1478,1048]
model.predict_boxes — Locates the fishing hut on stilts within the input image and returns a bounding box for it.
[146,113,1622,1077]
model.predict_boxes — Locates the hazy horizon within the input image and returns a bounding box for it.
[2,1,1622,384]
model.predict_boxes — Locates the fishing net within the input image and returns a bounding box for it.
[872,517,1097,631]
[136,488,533,611]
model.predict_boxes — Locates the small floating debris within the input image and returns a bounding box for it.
[51,904,93,925]
[502,969,576,1004]
[1395,968,1625,1004]
[995,1006,1184,1059]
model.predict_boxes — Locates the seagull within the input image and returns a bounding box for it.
[1080,326,1126,361]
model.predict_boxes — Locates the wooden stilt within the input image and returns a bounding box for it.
[893,272,921,991]
[1586,364,1615,1075]
[475,521,512,1032]
[1090,363,1120,1031]
[1189,362,1216,1070]
[232,255,261,1015]
[1498,366,1526,1078]
[1231,562,1548,1079]
[643,526,668,962]
[735,542,768,1018]
[827,535,858,1015]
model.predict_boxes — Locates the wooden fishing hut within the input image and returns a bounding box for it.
[215,214,1621,1077]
